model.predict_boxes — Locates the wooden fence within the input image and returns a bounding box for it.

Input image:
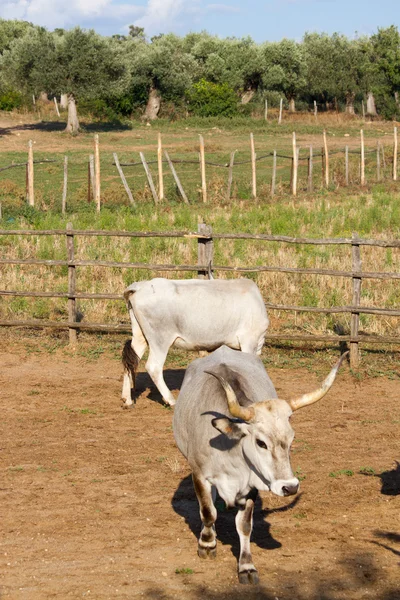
[0,127,398,212]
[0,224,399,368]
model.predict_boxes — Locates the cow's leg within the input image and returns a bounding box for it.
[121,312,147,407]
[145,341,175,406]
[193,473,217,559]
[236,489,259,585]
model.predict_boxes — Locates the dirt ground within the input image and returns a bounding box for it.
[0,341,399,600]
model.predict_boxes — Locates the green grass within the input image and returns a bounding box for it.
[329,469,354,478]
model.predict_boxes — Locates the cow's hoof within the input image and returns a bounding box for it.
[238,569,259,585]
[198,546,216,559]
[121,401,134,410]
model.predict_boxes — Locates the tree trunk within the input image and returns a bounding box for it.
[366,92,377,116]
[65,94,80,134]
[289,98,296,113]
[241,89,255,104]
[395,91,399,105]
[345,93,355,114]
[144,86,161,120]
[39,92,49,102]
[60,94,68,109]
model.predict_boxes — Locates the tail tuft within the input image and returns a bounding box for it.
[122,339,139,389]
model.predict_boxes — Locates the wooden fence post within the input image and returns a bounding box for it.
[264,99,268,121]
[250,133,257,198]
[308,145,313,192]
[278,98,283,124]
[292,132,298,196]
[393,126,398,181]
[157,132,164,201]
[94,134,100,212]
[140,152,159,205]
[62,156,68,215]
[323,130,329,187]
[89,155,95,203]
[113,153,136,206]
[314,100,317,119]
[350,233,362,369]
[227,151,235,200]
[271,150,277,197]
[28,140,34,207]
[66,222,77,346]
[199,135,207,203]
[54,97,60,117]
[164,151,189,204]
[345,145,349,186]
[360,129,365,186]
[197,222,213,279]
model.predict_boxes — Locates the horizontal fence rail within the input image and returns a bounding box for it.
[0,224,399,368]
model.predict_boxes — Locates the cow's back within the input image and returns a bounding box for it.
[173,346,277,463]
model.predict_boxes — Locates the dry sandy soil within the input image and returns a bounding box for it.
[0,342,399,600]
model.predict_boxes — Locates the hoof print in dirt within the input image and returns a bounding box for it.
[197,546,217,559]
[238,569,259,585]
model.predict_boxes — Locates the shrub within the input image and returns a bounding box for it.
[78,98,119,122]
[0,89,24,111]
[186,79,238,117]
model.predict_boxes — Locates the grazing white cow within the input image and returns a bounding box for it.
[121,277,269,407]
[173,346,348,584]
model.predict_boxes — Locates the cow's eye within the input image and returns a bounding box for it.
[256,439,268,450]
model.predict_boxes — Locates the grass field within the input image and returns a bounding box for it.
[0,108,399,353]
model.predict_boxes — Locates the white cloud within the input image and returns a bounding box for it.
[0,0,143,30]
[134,0,200,35]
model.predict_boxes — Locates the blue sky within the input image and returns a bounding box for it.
[1,0,399,41]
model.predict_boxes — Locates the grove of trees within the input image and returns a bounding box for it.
[0,19,399,129]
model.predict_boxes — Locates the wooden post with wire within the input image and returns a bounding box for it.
[140,152,159,205]
[350,233,362,370]
[393,126,398,181]
[197,222,213,280]
[157,132,164,201]
[66,222,77,346]
[278,98,283,124]
[250,133,257,198]
[271,150,277,197]
[199,135,207,203]
[227,151,235,200]
[62,156,68,214]
[94,134,100,212]
[360,129,365,186]
[308,145,313,192]
[113,153,136,206]
[28,140,34,207]
[345,145,349,186]
[323,130,329,187]
[377,141,381,182]
[164,151,189,205]
[292,132,298,196]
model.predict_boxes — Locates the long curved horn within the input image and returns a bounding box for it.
[205,370,255,421]
[289,351,349,411]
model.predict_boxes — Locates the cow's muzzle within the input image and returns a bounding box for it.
[282,483,299,496]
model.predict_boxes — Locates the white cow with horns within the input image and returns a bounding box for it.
[121,277,269,407]
[173,346,348,585]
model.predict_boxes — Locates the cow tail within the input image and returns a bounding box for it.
[122,340,139,389]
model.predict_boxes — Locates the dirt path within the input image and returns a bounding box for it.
[0,346,399,599]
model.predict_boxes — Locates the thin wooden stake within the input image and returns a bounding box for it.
[250,133,257,198]
[271,150,277,197]
[308,145,313,192]
[381,142,386,169]
[377,141,381,182]
[157,133,164,201]
[66,222,77,346]
[54,97,60,117]
[323,130,329,187]
[362,100,365,119]
[32,94,36,106]
[350,233,362,369]
[292,132,298,196]
[393,126,398,181]
[264,99,268,121]
[314,100,317,118]
[345,145,349,186]
[278,98,283,124]
[164,151,189,204]
[89,155,95,203]
[199,135,207,203]
[94,134,100,212]
[113,153,136,206]
[28,140,34,207]
[62,156,68,214]
[140,152,159,205]
[227,151,235,200]
[360,129,365,186]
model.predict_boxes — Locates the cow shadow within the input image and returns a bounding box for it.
[378,461,400,496]
[172,474,301,561]
[371,531,400,558]
[135,368,186,405]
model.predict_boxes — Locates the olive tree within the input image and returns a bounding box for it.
[262,39,307,111]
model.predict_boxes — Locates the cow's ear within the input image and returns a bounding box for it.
[212,417,247,440]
